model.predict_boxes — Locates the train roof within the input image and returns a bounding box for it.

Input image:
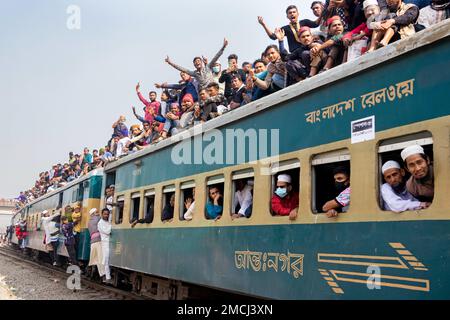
[22,168,104,209]
[104,20,450,172]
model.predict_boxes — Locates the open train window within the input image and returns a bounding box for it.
[205,175,224,220]
[378,131,434,212]
[180,181,195,221]
[270,159,300,217]
[142,189,155,224]
[130,192,141,223]
[231,169,254,219]
[312,149,351,214]
[115,195,125,224]
[162,185,175,222]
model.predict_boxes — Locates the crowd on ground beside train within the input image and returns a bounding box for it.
[14,0,448,208]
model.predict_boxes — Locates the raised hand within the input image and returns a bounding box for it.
[257,16,265,26]
[135,82,140,92]
[154,83,162,89]
[274,28,285,41]
[202,56,208,65]
[165,55,170,64]
[223,38,229,47]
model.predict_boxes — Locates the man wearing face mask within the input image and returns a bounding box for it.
[212,61,225,94]
[271,174,299,220]
[381,160,429,212]
[323,166,350,218]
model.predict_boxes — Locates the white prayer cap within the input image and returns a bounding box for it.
[42,210,48,215]
[363,0,379,9]
[401,145,425,162]
[277,174,292,184]
[89,208,98,216]
[382,160,401,174]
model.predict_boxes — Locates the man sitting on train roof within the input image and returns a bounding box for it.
[417,0,450,28]
[271,174,299,220]
[401,145,434,203]
[380,160,430,212]
[369,0,420,49]
[322,166,351,218]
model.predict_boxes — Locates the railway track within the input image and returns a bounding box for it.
[0,245,147,300]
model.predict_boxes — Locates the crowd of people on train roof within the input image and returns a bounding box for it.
[14,0,448,207]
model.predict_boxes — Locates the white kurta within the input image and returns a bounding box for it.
[98,219,112,279]
[381,183,422,212]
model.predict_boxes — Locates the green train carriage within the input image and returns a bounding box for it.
[107,20,450,299]
[11,170,104,262]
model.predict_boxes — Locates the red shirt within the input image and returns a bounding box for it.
[271,192,299,216]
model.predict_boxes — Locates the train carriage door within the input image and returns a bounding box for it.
[378,131,433,211]
[231,169,254,219]
[130,192,141,224]
[312,149,351,214]
[180,181,195,221]
[270,159,300,216]
[205,175,225,220]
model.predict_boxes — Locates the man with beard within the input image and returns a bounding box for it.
[380,160,430,212]
[401,145,434,203]
[322,166,351,218]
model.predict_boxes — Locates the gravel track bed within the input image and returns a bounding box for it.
[0,249,114,300]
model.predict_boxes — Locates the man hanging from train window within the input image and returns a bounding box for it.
[401,145,434,203]
[161,194,175,222]
[41,209,62,266]
[98,208,112,284]
[206,187,223,221]
[231,180,253,220]
[322,166,350,218]
[380,160,430,212]
[271,174,299,220]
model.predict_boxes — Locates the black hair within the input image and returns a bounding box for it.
[206,82,219,89]
[231,74,242,81]
[193,56,202,63]
[101,208,110,214]
[149,91,157,96]
[264,44,279,55]
[228,54,238,61]
[311,1,324,9]
[142,120,151,126]
[333,166,350,177]
[253,59,267,68]
[242,62,251,68]
[286,5,298,14]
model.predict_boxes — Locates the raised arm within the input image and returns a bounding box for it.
[165,56,195,76]
[209,38,229,68]
[135,82,150,106]
[132,106,145,123]
[258,16,277,40]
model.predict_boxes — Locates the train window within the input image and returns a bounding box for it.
[205,175,225,220]
[162,185,175,222]
[378,131,434,212]
[270,159,300,217]
[231,169,254,219]
[115,195,125,224]
[142,190,155,224]
[130,192,141,224]
[312,149,351,215]
[180,181,195,221]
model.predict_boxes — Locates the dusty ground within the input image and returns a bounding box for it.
[0,245,113,300]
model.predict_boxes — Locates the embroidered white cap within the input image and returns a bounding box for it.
[277,174,292,184]
[363,0,379,9]
[382,160,401,174]
[89,208,98,216]
[401,145,425,162]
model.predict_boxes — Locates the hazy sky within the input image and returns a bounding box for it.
[0,0,314,198]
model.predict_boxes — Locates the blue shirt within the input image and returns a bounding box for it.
[206,202,223,219]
